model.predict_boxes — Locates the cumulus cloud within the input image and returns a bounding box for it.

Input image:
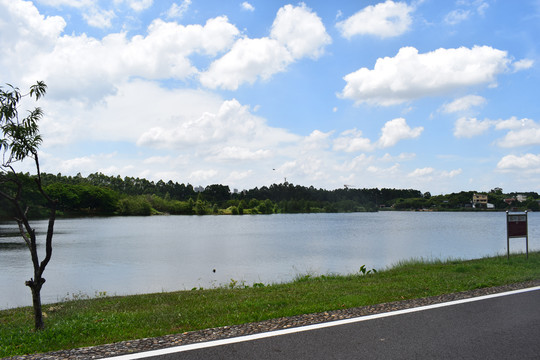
[497,128,540,148]
[494,117,536,130]
[441,95,486,113]
[36,0,118,28]
[333,118,422,152]
[241,2,254,12]
[137,98,299,150]
[208,147,271,161]
[380,153,416,162]
[303,130,333,150]
[200,3,331,90]
[453,116,540,146]
[165,0,191,19]
[336,0,413,39]
[82,7,116,28]
[333,129,375,152]
[270,4,331,59]
[407,167,462,181]
[340,46,511,106]
[120,0,154,12]
[16,13,239,102]
[190,169,219,183]
[199,37,293,90]
[41,80,226,144]
[377,118,423,148]
[513,58,534,72]
[497,154,540,173]
[453,117,491,138]
[407,167,434,177]
[0,0,66,83]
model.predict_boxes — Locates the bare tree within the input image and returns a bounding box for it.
[0,81,56,330]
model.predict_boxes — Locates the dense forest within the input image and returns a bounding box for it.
[0,172,538,219]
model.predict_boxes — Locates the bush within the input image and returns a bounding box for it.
[117,196,152,215]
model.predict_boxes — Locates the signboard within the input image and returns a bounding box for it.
[506,211,528,259]
[507,214,527,237]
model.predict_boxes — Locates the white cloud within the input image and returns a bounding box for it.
[226,170,254,182]
[270,3,331,59]
[377,118,423,148]
[513,58,534,72]
[82,7,116,28]
[445,1,489,24]
[190,169,219,183]
[494,117,536,130]
[497,128,540,148]
[200,3,330,90]
[339,154,375,172]
[333,118,422,152]
[0,0,66,83]
[497,154,540,173]
[115,0,154,12]
[340,46,511,106]
[440,168,463,178]
[37,0,93,6]
[165,0,191,19]
[475,1,489,16]
[41,80,226,145]
[37,0,117,28]
[407,167,462,181]
[137,98,299,150]
[208,147,271,161]
[303,130,333,150]
[444,9,471,25]
[199,37,293,90]
[18,15,239,102]
[441,95,486,113]
[453,117,491,138]
[408,167,434,177]
[333,129,375,152]
[55,153,119,174]
[241,2,254,12]
[380,153,416,162]
[336,0,413,39]
[452,116,540,145]
[367,164,400,176]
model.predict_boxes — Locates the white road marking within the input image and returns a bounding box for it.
[105,286,540,359]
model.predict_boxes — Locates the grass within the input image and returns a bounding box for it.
[1,252,539,357]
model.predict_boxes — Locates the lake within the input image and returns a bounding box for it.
[1,212,538,309]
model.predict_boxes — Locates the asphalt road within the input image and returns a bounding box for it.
[111,287,540,360]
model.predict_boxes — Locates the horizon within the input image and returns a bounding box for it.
[39,171,539,196]
[1,0,539,194]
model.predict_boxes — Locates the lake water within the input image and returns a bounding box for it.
[1,212,538,309]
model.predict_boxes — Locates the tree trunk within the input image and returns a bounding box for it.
[26,277,45,330]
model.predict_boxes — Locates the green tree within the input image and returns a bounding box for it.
[0,81,55,330]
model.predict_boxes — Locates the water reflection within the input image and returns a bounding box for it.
[1,212,538,309]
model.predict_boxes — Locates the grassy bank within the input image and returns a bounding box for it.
[1,252,539,357]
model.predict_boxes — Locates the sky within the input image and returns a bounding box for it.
[1,0,539,194]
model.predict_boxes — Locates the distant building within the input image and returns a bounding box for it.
[504,198,515,205]
[473,193,488,205]
[516,194,527,202]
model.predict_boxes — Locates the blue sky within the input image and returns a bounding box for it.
[1,0,539,194]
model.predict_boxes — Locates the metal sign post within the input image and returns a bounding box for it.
[506,211,528,259]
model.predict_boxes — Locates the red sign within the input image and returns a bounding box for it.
[507,214,527,237]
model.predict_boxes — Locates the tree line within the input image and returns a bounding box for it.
[1,172,423,217]
[2,171,537,219]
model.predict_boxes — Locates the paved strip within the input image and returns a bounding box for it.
[105,286,540,360]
